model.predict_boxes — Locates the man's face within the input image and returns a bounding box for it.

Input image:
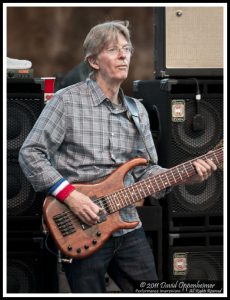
[93,33,132,84]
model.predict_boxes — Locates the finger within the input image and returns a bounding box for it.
[206,158,217,171]
[196,159,211,170]
[193,164,209,182]
[78,211,93,225]
[193,161,205,177]
[197,159,217,177]
[80,210,99,225]
[90,202,103,215]
[85,207,101,223]
[195,159,213,176]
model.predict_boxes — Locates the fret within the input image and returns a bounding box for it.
[143,180,152,195]
[140,184,149,198]
[116,201,121,209]
[165,172,171,186]
[132,184,144,200]
[213,152,220,165]
[176,165,183,181]
[170,169,177,184]
[119,190,129,207]
[203,154,208,161]
[109,194,118,212]
[122,190,130,206]
[125,188,136,205]
[153,176,160,191]
[105,195,114,212]
[123,192,130,203]
[120,193,127,208]
[185,161,194,177]
[148,177,158,193]
[152,176,161,193]
[207,154,214,163]
[116,191,126,208]
[113,194,122,211]
[122,188,134,205]
[164,173,170,186]
[182,164,189,177]
[130,186,140,202]
[127,186,136,202]
[158,174,167,189]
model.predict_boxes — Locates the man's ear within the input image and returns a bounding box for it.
[87,56,99,70]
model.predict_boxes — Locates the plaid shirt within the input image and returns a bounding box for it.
[19,78,169,236]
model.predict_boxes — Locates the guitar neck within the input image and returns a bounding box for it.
[104,148,223,213]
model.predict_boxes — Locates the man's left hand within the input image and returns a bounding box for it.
[187,157,217,184]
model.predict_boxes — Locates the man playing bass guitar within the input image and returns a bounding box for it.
[19,20,218,293]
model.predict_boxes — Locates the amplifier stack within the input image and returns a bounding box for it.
[7,78,58,293]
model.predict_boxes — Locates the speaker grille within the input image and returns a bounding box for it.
[154,7,224,77]
[171,169,223,213]
[7,80,45,216]
[7,236,58,293]
[7,97,44,157]
[171,98,223,158]
[165,7,223,69]
[167,232,223,281]
[7,160,44,216]
[7,258,38,293]
[171,251,223,281]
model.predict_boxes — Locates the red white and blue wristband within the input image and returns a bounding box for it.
[48,178,75,202]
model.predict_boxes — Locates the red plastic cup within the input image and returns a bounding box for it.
[41,77,56,102]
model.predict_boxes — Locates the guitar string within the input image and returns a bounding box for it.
[55,148,223,224]
[91,148,223,211]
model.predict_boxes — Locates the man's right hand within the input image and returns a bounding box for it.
[64,190,102,225]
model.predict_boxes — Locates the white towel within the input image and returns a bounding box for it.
[7,57,32,69]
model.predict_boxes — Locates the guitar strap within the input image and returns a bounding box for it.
[125,96,154,163]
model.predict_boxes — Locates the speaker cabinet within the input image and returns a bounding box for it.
[133,79,223,232]
[154,7,223,78]
[7,159,44,217]
[166,232,223,282]
[7,79,45,158]
[7,79,45,217]
[7,233,58,293]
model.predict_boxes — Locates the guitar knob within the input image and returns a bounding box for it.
[67,245,72,251]
[76,248,81,253]
[96,231,101,237]
[92,240,97,245]
[84,245,89,249]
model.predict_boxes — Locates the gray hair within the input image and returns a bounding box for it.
[83,20,132,77]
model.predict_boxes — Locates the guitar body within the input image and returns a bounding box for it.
[43,157,148,259]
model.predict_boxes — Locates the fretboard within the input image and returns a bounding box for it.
[104,147,223,214]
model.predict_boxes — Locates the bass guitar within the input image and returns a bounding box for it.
[43,145,223,259]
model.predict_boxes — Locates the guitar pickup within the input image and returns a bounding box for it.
[80,209,107,230]
[97,210,107,223]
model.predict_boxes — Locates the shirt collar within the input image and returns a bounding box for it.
[86,78,126,108]
[86,78,107,106]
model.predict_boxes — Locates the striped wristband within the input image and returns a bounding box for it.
[48,178,75,202]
